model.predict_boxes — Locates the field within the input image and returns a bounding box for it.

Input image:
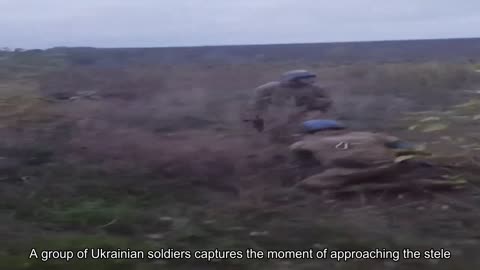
[1,38,480,269]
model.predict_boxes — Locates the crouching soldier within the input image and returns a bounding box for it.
[289,121,459,194]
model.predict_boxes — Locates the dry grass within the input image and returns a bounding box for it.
[1,53,480,269]
[33,61,480,170]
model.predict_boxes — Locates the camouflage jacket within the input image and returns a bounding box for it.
[249,81,332,118]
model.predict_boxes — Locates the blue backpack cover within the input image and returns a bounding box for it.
[302,119,346,133]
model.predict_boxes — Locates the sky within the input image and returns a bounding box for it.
[1,0,480,49]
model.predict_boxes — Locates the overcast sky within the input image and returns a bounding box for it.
[1,0,480,49]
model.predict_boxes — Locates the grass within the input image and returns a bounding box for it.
[3,193,480,270]
[1,50,480,269]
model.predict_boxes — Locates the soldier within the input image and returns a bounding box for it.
[247,70,333,142]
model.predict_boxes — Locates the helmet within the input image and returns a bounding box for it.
[281,70,316,83]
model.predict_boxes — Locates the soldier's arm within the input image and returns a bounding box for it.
[307,85,333,112]
[249,83,275,117]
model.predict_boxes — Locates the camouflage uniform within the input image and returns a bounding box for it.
[290,131,405,192]
[248,70,332,142]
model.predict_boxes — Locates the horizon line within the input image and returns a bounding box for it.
[4,36,480,51]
